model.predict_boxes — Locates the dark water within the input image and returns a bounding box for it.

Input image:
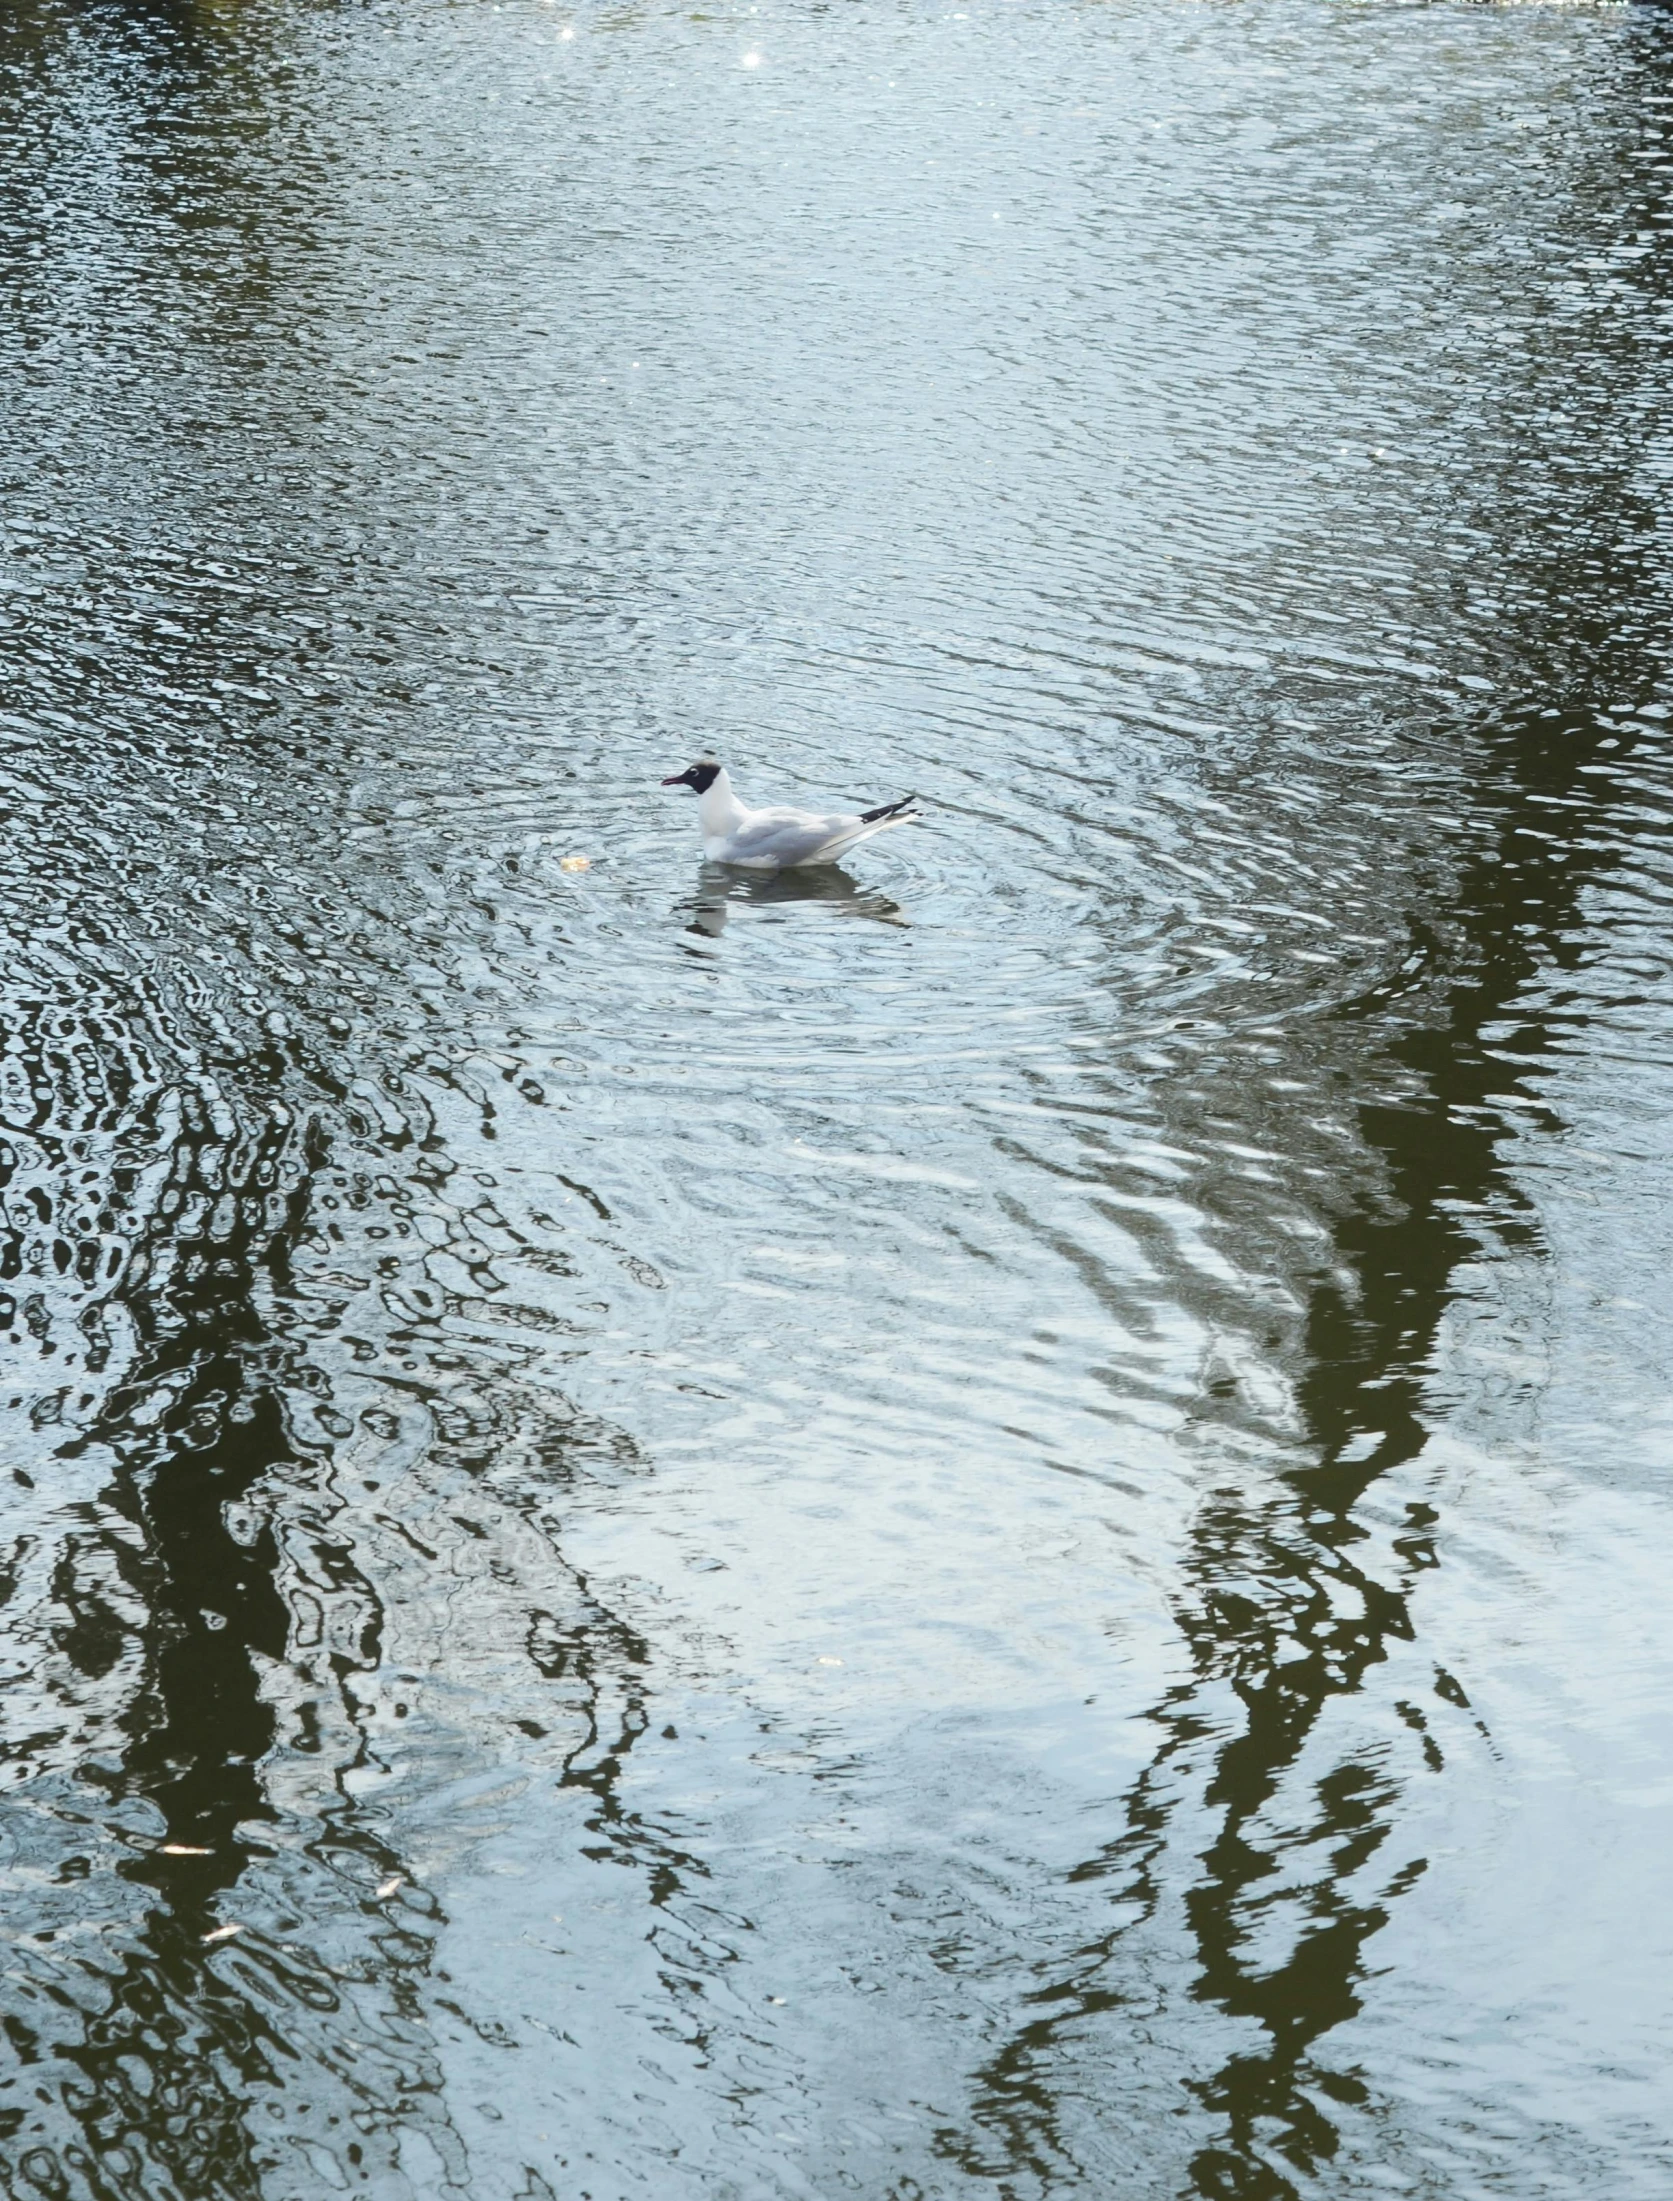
[2,0,1672,2193]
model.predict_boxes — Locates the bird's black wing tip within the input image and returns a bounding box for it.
[859,792,921,824]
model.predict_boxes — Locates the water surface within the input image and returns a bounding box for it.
[2,1,1672,2194]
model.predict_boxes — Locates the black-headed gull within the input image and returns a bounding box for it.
[661,761,920,871]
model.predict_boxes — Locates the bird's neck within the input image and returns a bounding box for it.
[698,769,744,835]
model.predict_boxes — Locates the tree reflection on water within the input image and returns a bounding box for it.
[950,383,1672,2201]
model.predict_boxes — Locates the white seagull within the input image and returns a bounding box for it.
[661,761,920,871]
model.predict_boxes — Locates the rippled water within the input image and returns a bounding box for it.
[3,0,1672,2193]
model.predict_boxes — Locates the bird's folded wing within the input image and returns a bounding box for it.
[725,810,853,866]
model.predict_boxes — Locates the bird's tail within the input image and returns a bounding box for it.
[808,796,921,865]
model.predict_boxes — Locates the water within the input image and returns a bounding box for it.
[2,0,1671,2193]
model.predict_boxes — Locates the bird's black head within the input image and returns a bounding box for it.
[661,760,721,794]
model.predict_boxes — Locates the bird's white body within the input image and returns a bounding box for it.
[690,766,918,871]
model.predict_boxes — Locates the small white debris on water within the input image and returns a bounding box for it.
[202,1924,243,1945]
[376,1877,403,1899]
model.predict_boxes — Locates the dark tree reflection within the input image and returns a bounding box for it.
[0,1045,665,2192]
[942,697,1634,2197]
[944,28,1673,2183]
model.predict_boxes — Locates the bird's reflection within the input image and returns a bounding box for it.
[684,860,908,937]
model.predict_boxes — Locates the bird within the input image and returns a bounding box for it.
[661,760,920,871]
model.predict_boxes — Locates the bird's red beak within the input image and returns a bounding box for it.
[661,772,686,786]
